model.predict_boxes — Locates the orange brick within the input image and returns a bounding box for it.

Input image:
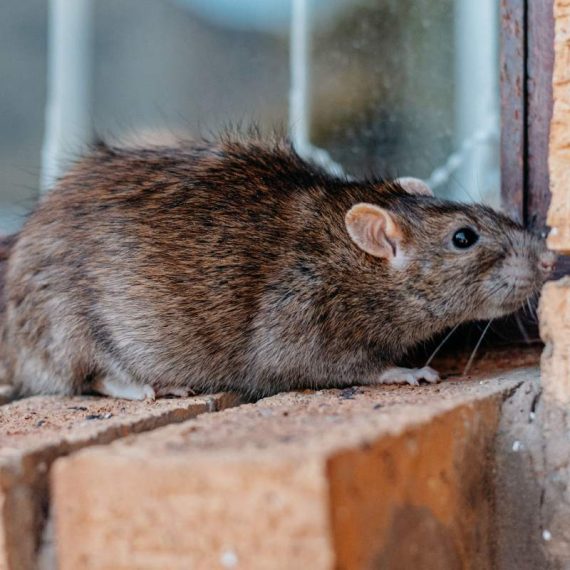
[548,0,570,252]
[539,279,570,562]
[540,278,570,405]
[0,392,239,570]
[53,369,534,570]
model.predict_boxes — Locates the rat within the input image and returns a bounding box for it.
[0,135,555,400]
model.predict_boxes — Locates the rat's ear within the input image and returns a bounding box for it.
[345,203,402,260]
[396,177,433,197]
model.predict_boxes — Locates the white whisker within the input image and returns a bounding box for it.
[514,313,531,344]
[425,323,461,367]
[463,320,493,376]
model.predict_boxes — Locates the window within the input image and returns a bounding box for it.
[0,0,553,264]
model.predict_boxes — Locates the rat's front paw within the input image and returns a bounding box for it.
[376,366,440,386]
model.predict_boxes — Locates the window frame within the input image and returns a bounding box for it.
[494,0,560,343]
[501,0,555,237]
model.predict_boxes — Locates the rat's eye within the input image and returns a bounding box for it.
[452,227,479,249]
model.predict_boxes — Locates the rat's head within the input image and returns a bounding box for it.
[345,178,555,328]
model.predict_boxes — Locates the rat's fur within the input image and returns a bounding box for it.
[0,136,549,399]
[0,235,15,315]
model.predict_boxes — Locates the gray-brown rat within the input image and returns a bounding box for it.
[0,135,555,400]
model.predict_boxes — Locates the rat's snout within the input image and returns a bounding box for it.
[538,250,557,275]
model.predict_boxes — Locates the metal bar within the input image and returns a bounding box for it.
[41,0,94,191]
[288,0,345,177]
[500,0,526,223]
[526,0,555,232]
[289,0,310,151]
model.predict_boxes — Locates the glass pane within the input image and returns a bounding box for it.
[93,0,289,142]
[307,0,501,206]
[0,1,47,233]
[0,0,290,232]
[0,0,501,234]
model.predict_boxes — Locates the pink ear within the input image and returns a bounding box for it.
[396,177,433,197]
[345,203,401,259]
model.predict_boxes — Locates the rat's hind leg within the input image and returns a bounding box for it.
[4,288,100,396]
[8,336,95,397]
[91,359,196,399]
[92,374,156,400]
[375,366,440,387]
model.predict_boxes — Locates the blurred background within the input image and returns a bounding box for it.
[0,0,500,233]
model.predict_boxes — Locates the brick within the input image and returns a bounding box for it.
[52,368,535,570]
[0,392,239,570]
[539,277,570,405]
[493,373,547,570]
[542,1,570,562]
[548,0,570,252]
[538,278,570,563]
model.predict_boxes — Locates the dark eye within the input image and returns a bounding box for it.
[452,227,479,249]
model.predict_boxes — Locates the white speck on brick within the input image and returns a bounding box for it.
[512,440,523,452]
[550,227,559,237]
[529,411,536,421]
[406,438,418,453]
[220,550,239,568]
[543,529,552,541]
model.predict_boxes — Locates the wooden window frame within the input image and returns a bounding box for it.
[501,0,562,273]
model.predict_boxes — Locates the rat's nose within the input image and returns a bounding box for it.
[538,250,557,274]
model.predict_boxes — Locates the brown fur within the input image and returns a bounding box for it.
[0,233,17,382]
[0,234,16,316]
[0,136,549,398]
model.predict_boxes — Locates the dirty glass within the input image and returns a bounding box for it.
[0,0,47,232]
[0,0,289,232]
[307,0,501,205]
[0,0,500,233]
[93,0,289,143]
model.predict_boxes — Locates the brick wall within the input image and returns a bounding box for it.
[536,2,570,563]
[0,362,543,569]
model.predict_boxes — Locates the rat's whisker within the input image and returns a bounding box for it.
[514,312,531,344]
[527,298,537,320]
[523,299,531,319]
[424,322,461,367]
[463,319,493,376]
